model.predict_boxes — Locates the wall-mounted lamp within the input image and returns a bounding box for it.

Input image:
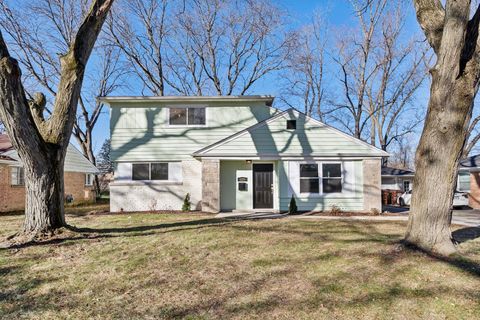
[246,160,252,164]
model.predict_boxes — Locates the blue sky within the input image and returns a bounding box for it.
[88,0,429,155]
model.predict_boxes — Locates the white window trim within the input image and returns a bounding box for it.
[166,105,208,128]
[299,161,343,196]
[457,171,471,192]
[403,180,411,192]
[10,166,25,186]
[132,162,169,181]
[85,174,94,186]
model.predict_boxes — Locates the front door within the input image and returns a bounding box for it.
[253,164,274,209]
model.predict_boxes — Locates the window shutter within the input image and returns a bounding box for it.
[169,162,183,182]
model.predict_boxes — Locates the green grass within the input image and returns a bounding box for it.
[0,205,479,319]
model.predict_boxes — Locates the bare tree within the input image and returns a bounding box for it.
[0,0,114,237]
[388,134,416,169]
[107,0,169,95]
[0,0,125,194]
[331,0,388,139]
[366,5,429,160]
[108,0,294,96]
[279,12,327,120]
[462,111,480,157]
[406,0,480,256]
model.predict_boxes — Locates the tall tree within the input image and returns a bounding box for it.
[332,0,388,139]
[0,0,114,236]
[108,0,294,96]
[0,0,125,195]
[366,5,429,158]
[406,0,480,255]
[280,12,327,120]
[96,138,113,174]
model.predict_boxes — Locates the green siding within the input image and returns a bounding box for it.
[202,110,382,157]
[220,161,253,211]
[110,101,277,162]
[278,160,364,211]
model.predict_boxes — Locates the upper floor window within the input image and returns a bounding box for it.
[11,167,25,186]
[299,163,342,194]
[169,107,206,126]
[132,163,169,181]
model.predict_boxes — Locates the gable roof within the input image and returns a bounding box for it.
[381,166,415,176]
[0,134,99,173]
[193,108,389,158]
[460,154,480,169]
[99,95,274,106]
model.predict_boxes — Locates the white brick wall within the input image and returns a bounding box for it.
[110,159,202,212]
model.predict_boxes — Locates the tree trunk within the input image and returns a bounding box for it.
[405,69,473,256]
[23,149,66,233]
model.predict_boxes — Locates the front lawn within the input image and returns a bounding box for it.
[1,207,479,319]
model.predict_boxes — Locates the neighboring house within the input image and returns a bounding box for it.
[101,95,389,213]
[459,154,480,209]
[381,166,415,205]
[381,157,480,208]
[0,134,99,212]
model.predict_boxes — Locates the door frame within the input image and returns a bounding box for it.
[252,161,276,209]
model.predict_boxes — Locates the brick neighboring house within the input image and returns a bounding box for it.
[459,154,480,209]
[0,134,99,212]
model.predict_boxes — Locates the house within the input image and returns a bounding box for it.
[459,154,480,208]
[381,166,415,205]
[101,96,389,213]
[0,134,99,212]
[381,157,480,208]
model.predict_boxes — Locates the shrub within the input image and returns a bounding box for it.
[370,207,381,216]
[330,205,342,216]
[182,193,191,212]
[288,195,298,214]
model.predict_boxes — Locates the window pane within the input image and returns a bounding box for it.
[323,163,341,178]
[188,107,205,125]
[19,168,24,185]
[151,163,168,180]
[132,163,150,180]
[323,178,342,193]
[300,164,318,177]
[300,178,319,193]
[458,172,470,191]
[169,108,187,125]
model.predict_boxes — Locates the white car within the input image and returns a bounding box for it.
[398,190,469,208]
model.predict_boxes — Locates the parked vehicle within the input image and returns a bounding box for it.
[398,190,469,208]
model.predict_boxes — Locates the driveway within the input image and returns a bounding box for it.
[384,205,480,227]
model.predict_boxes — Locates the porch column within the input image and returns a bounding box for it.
[201,159,220,213]
[363,158,382,212]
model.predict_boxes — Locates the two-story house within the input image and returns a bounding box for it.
[100,96,388,213]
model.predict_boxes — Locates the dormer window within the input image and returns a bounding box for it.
[169,107,206,126]
[286,120,296,130]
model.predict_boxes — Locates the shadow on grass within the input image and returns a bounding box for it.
[452,226,480,243]
[1,217,244,250]
[400,240,480,278]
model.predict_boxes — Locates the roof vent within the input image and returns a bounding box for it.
[286,120,296,130]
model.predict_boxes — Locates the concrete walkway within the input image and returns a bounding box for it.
[215,209,480,227]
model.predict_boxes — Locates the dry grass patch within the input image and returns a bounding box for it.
[0,207,479,319]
